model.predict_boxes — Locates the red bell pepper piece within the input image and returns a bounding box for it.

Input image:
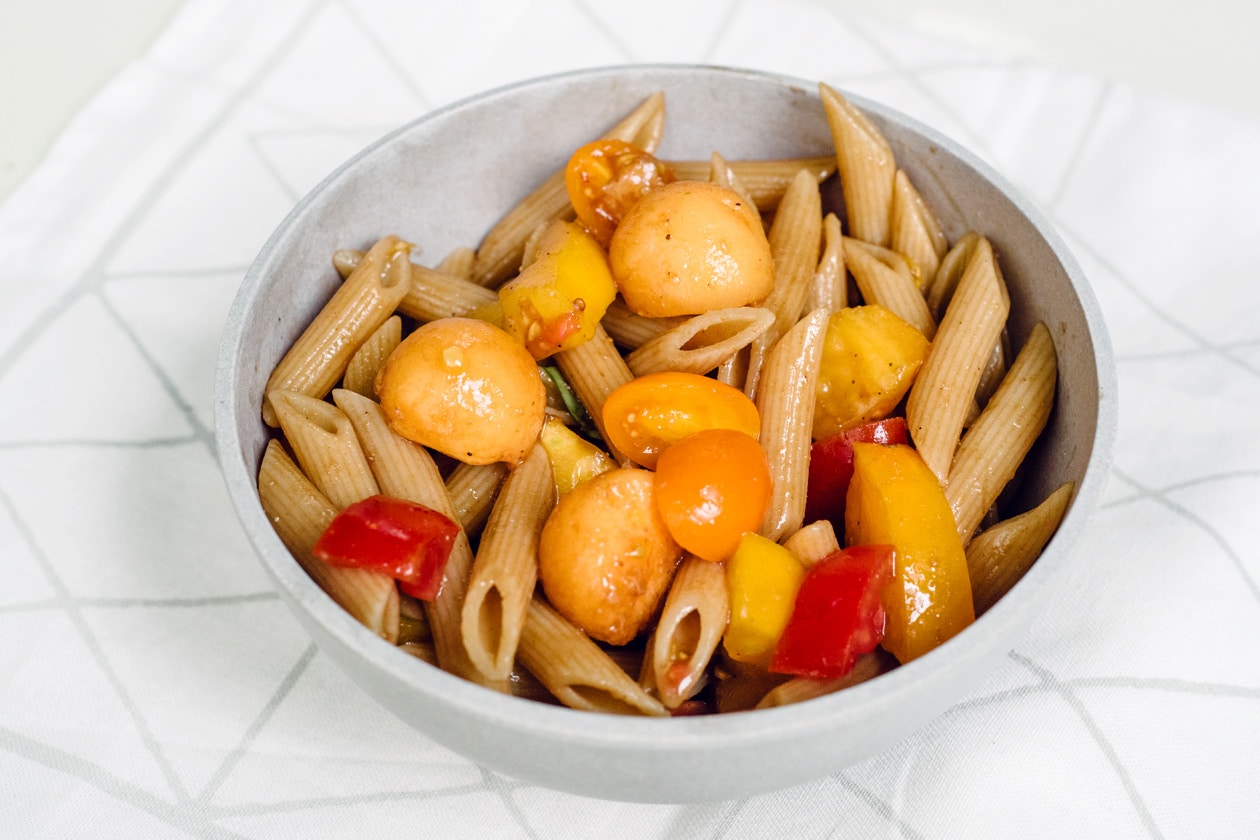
[769,544,894,679]
[804,417,907,533]
[313,495,460,601]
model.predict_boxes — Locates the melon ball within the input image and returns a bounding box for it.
[609,180,774,317]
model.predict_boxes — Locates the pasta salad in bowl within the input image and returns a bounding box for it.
[216,65,1115,802]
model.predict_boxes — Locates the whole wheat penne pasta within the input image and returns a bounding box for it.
[927,231,981,318]
[517,596,668,716]
[444,461,509,538]
[716,345,749,390]
[758,308,829,542]
[781,520,840,568]
[436,246,476,280]
[342,315,401,398]
[600,299,687,349]
[555,324,634,462]
[471,92,666,287]
[754,650,892,709]
[744,169,823,399]
[331,388,499,689]
[891,169,949,289]
[668,155,836,212]
[974,334,1009,409]
[906,238,1009,483]
[258,440,399,641]
[461,444,556,681]
[625,306,774,377]
[646,555,729,709]
[820,83,896,247]
[714,655,790,713]
[946,322,1057,543]
[967,482,1073,614]
[707,151,756,207]
[269,390,380,510]
[263,236,411,425]
[844,237,936,338]
[806,213,846,314]
[398,262,498,322]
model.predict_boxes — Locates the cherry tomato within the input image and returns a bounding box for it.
[564,139,674,246]
[601,371,760,469]
[655,429,772,562]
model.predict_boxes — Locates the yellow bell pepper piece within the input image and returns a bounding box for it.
[723,533,806,667]
[538,416,616,495]
[813,305,929,439]
[845,442,974,663]
[499,220,617,360]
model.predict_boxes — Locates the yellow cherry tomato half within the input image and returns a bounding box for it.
[655,429,772,562]
[601,371,761,469]
[564,138,674,247]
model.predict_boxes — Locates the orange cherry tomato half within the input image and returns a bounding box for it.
[564,138,674,246]
[601,371,761,469]
[655,429,772,563]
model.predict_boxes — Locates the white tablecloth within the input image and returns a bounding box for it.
[2,0,1257,836]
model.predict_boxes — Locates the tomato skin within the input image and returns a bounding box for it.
[565,139,674,246]
[769,544,894,679]
[601,371,760,469]
[804,417,907,533]
[313,495,461,601]
[655,429,772,562]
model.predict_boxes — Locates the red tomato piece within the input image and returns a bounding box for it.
[804,417,907,533]
[564,138,675,246]
[313,495,460,601]
[654,428,772,562]
[769,544,895,679]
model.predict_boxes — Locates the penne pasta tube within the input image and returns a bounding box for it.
[905,238,1009,483]
[517,596,668,716]
[647,555,729,709]
[263,236,412,425]
[781,520,841,568]
[342,314,401,398]
[946,322,1058,544]
[806,213,846,314]
[554,324,635,462]
[444,461,509,539]
[757,308,829,542]
[331,388,501,690]
[890,169,949,289]
[844,237,936,338]
[461,444,556,682]
[269,389,380,510]
[967,482,1074,615]
[707,150,756,207]
[744,168,823,400]
[471,92,666,287]
[399,262,498,322]
[258,440,399,642]
[668,155,836,212]
[926,231,981,319]
[436,245,476,280]
[335,249,496,322]
[819,83,896,247]
[625,306,774,377]
[397,594,432,644]
[754,651,892,709]
[600,299,687,349]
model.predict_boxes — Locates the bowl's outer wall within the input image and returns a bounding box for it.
[217,66,1116,802]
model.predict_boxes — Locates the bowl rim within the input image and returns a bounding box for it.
[214,62,1118,753]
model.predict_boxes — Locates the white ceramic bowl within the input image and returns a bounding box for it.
[215,65,1116,803]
